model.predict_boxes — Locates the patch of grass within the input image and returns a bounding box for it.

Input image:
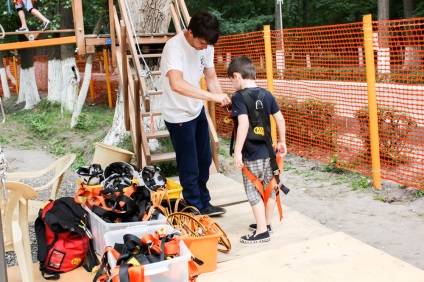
[5,97,115,164]
[284,163,295,171]
[351,174,372,190]
[415,190,424,199]
[322,155,346,174]
[373,194,386,202]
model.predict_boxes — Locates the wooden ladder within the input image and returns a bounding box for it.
[110,0,220,171]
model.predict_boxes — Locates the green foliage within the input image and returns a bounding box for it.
[5,98,114,165]
[322,155,346,173]
[351,174,371,190]
[278,96,336,152]
[354,106,417,164]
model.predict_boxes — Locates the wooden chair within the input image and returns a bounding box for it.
[7,154,76,221]
[1,181,37,282]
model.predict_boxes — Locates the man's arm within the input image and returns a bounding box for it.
[167,69,230,106]
[203,66,223,94]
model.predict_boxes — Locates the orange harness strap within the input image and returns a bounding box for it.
[242,154,285,221]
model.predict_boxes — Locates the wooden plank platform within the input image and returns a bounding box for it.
[6,173,424,282]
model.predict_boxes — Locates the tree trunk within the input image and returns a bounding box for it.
[127,0,172,34]
[71,55,92,128]
[71,14,104,128]
[59,3,79,113]
[378,0,390,20]
[103,86,128,145]
[0,51,11,99]
[402,0,420,70]
[403,0,416,18]
[103,0,172,145]
[17,48,40,109]
[47,46,63,103]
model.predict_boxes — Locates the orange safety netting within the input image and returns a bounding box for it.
[214,18,424,189]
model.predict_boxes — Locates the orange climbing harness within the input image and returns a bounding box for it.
[242,153,285,221]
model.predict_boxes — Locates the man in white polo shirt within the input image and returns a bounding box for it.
[161,10,231,216]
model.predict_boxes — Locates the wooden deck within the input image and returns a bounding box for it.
[7,173,424,281]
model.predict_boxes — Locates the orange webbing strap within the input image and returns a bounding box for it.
[242,154,285,221]
[74,182,103,204]
[188,259,200,282]
[120,264,144,282]
[242,166,265,199]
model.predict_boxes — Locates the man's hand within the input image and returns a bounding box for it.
[214,94,231,107]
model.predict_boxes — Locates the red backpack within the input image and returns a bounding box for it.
[35,197,99,280]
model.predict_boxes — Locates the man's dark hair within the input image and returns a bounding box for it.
[227,56,256,79]
[187,10,220,45]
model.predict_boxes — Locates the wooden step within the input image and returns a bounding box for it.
[146,130,170,139]
[150,152,176,163]
[141,110,162,117]
[139,54,162,59]
[147,89,163,95]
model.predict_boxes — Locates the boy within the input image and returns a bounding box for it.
[14,0,50,32]
[228,56,287,243]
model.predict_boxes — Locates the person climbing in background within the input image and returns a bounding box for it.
[14,0,50,32]
[228,56,287,243]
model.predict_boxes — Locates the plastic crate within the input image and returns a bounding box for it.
[84,206,167,255]
[104,225,191,282]
[166,178,183,199]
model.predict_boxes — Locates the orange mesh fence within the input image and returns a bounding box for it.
[214,17,424,189]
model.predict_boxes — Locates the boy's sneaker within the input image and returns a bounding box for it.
[240,230,270,244]
[16,27,29,32]
[202,205,226,216]
[42,20,50,31]
[249,223,273,233]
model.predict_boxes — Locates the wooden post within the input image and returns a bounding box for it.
[263,25,277,144]
[103,49,113,108]
[109,0,117,67]
[89,79,95,104]
[121,20,130,130]
[71,0,86,55]
[13,56,19,93]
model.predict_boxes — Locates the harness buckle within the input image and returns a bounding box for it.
[255,100,263,111]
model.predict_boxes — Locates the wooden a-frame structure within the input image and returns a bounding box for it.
[0,0,220,170]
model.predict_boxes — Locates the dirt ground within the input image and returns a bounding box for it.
[2,144,424,271]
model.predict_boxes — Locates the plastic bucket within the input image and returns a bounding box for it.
[92,142,134,168]
[166,178,183,199]
[181,224,222,273]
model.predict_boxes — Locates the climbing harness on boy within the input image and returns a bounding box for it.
[230,88,290,220]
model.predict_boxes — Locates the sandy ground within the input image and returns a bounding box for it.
[2,145,424,271]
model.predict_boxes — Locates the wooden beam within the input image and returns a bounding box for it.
[170,4,182,33]
[177,0,191,26]
[0,36,76,51]
[85,37,110,46]
[109,0,117,67]
[72,0,86,55]
[4,29,75,35]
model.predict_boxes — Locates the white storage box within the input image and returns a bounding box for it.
[104,225,191,282]
[84,206,167,254]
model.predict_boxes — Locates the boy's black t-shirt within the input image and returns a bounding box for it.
[230,87,280,161]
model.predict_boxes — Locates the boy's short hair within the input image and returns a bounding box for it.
[227,56,256,79]
[187,10,220,45]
